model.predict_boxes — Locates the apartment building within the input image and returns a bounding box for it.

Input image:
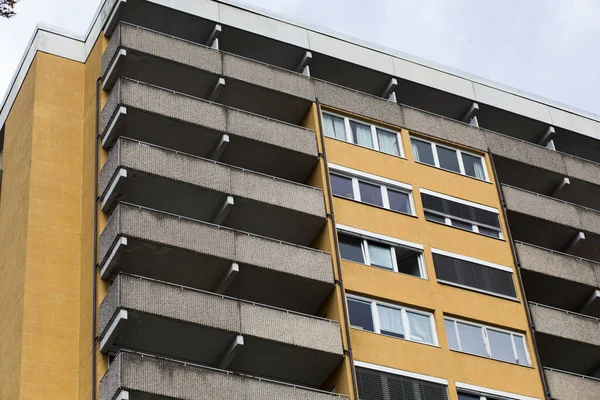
[0,1,598,400]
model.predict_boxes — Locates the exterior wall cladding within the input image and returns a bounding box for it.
[2,1,600,400]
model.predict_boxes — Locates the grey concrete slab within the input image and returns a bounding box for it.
[530,302,600,346]
[545,368,600,400]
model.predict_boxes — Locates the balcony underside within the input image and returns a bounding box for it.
[99,275,343,387]
[100,351,346,400]
[99,204,334,314]
[536,332,600,378]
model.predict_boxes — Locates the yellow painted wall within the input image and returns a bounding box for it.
[0,52,86,399]
[320,106,545,400]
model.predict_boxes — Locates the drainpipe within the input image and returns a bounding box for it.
[92,76,101,400]
[488,153,550,400]
[315,98,360,400]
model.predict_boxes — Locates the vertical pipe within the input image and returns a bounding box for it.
[92,76,101,400]
[488,153,550,400]
[315,98,359,400]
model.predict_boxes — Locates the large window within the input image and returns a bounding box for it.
[337,226,425,278]
[323,112,404,157]
[455,382,539,400]
[356,363,449,400]
[347,295,437,345]
[420,189,502,239]
[445,317,531,366]
[330,164,414,215]
[410,136,488,181]
[432,249,517,299]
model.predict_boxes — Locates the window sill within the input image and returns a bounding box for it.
[332,195,417,219]
[340,258,427,280]
[324,136,407,160]
[449,349,534,369]
[425,218,506,242]
[437,280,520,303]
[350,326,441,349]
[414,160,492,184]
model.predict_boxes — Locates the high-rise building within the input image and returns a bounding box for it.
[0,1,598,400]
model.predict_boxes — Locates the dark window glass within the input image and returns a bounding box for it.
[421,193,445,213]
[450,218,474,232]
[462,153,486,180]
[388,189,411,214]
[359,181,383,207]
[478,226,501,238]
[434,253,516,298]
[395,247,422,277]
[424,211,446,224]
[357,367,449,400]
[458,394,481,400]
[347,298,374,332]
[339,234,364,264]
[422,194,500,235]
[331,174,354,199]
[411,138,435,166]
[476,208,501,228]
[437,146,460,173]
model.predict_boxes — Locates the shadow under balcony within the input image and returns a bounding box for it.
[100,78,318,183]
[98,203,334,314]
[98,274,344,388]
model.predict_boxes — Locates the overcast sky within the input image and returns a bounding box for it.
[1,0,599,115]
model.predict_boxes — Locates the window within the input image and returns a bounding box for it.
[330,165,414,215]
[445,317,531,366]
[410,137,488,181]
[421,190,502,239]
[348,296,437,345]
[323,111,404,156]
[457,384,535,400]
[337,229,425,278]
[356,365,449,400]
[432,249,517,298]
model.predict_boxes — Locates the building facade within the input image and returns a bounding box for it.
[0,1,598,399]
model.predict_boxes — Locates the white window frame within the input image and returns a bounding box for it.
[329,164,415,216]
[456,382,540,400]
[445,316,531,366]
[420,188,503,239]
[337,224,426,279]
[431,248,518,300]
[348,294,438,346]
[323,111,405,157]
[410,136,490,182]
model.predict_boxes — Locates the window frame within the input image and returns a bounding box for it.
[329,164,415,216]
[431,248,518,301]
[337,224,427,279]
[323,111,405,157]
[348,294,439,346]
[445,316,532,366]
[410,135,490,182]
[420,188,503,239]
[455,382,541,400]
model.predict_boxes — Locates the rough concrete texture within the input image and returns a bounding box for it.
[579,207,600,236]
[102,22,222,78]
[530,302,600,346]
[98,274,343,354]
[563,155,600,187]
[99,204,334,285]
[314,80,404,127]
[240,302,342,354]
[485,132,568,175]
[223,53,315,100]
[102,23,123,76]
[502,185,582,228]
[97,280,121,337]
[403,107,487,151]
[100,82,121,135]
[545,368,600,400]
[234,232,333,283]
[225,108,317,156]
[99,352,345,400]
[515,242,600,287]
[99,137,325,216]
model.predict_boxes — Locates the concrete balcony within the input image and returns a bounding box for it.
[489,132,600,210]
[544,368,600,400]
[99,137,325,245]
[100,351,346,400]
[516,242,600,316]
[102,22,314,124]
[530,302,600,378]
[502,184,600,262]
[99,203,334,314]
[98,274,343,387]
[100,78,318,183]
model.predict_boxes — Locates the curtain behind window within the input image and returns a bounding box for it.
[323,114,346,140]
